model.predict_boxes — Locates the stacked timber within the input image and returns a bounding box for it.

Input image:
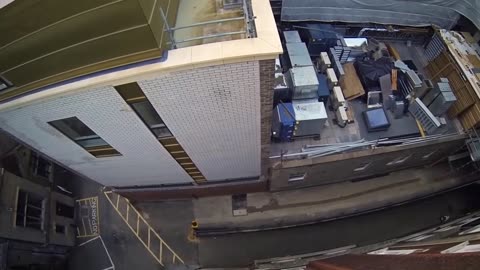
[425,30,480,130]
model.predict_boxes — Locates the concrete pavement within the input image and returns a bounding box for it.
[197,185,480,267]
[62,162,480,269]
[193,164,479,233]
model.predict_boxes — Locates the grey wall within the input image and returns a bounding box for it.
[0,170,49,244]
[0,170,75,246]
[270,136,465,190]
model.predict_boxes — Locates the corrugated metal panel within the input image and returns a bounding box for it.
[281,0,460,29]
[0,0,179,101]
[409,98,441,134]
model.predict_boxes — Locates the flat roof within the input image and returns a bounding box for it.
[271,41,463,158]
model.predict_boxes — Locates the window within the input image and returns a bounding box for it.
[442,241,480,253]
[30,152,51,178]
[407,234,433,242]
[55,224,66,234]
[288,172,306,182]
[56,202,75,219]
[131,101,172,138]
[354,162,371,172]
[16,190,44,230]
[115,82,207,184]
[369,248,428,255]
[49,117,121,158]
[115,83,172,139]
[386,155,412,166]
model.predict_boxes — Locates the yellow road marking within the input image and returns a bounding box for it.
[103,190,184,266]
[76,196,100,238]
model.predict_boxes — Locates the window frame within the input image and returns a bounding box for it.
[354,162,371,172]
[288,172,306,182]
[48,117,121,158]
[15,189,45,231]
[386,155,412,166]
[30,151,52,178]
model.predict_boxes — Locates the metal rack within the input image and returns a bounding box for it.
[160,0,256,49]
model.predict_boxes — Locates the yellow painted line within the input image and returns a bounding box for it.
[148,228,151,248]
[415,119,426,138]
[159,242,163,265]
[81,218,88,235]
[136,216,140,236]
[76,196,100,238]
[126,204,130,223]
[76,196,98,202]
[103,191,184,266]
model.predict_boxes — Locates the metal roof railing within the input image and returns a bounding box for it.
[159,0,256,49]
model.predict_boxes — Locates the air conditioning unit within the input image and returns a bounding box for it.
[326,68,338,89]
[317,52,331,73]
[332,86,346,110]
[336,106,348,127]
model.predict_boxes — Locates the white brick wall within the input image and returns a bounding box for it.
[139,61,261,181]
[0,86,192,187]
[0,61,262,186]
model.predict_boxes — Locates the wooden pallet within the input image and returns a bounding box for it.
[340,62,365,100]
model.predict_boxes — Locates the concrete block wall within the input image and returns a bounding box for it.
[0,61,262,186]
[270,136,466,190]
[139,61,261,182]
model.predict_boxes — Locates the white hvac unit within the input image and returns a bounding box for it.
[336,106,348,127]
[292,100,328,137]
[332,86,346,110]
[326,68,338,89]
[317,52,332,73]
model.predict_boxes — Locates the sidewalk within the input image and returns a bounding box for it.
[193,164,479,234]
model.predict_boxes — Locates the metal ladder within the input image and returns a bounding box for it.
[103,190,184,266]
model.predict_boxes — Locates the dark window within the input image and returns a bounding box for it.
[16,190,44,230]
[30,152,51,178]
[56,202,75,219]
[49,117,121,158]
[55,224,66,234]
[131,101,172,138]
[115,82,206,183]
[115,83,173,139]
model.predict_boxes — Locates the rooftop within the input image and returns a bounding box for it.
[270,33,467,158]
[172,0,252,48]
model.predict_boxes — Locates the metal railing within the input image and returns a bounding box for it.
[103,190,184,266]
[159,0,255,49]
